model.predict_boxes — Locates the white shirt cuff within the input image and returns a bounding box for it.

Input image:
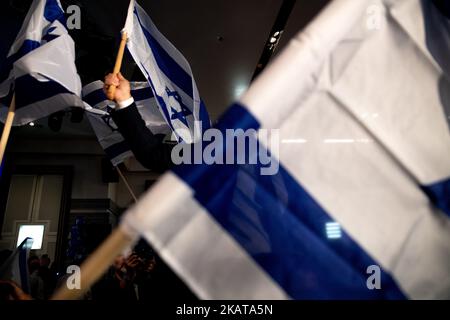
[116,97,135,109]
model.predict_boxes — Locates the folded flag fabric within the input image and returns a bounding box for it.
[0,0,84,126]
[83,80,171,166]
[118,0,450,299]
[122,0,211,143]
[0,238,33,293]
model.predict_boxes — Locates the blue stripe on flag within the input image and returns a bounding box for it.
[172,103,406,299]
[137,60,177,134]
[131,86,154,101]
[0,40,40,84]
[422,178,450,218]
[1,0,66,86]
[134,9,194,99]
[104,140,131,162]
[44,0,66,26]
[14,74,73,109]
[83,89,107,107]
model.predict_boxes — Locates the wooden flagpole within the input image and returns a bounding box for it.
[116,165,138,202]
[0,95,16,166]
[107,29,137,203]
[51,227,136,300]
[106,32,128,101]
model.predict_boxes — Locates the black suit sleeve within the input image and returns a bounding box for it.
[110,103,174,173]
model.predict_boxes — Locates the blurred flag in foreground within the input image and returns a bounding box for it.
[83,80,170,166]
[0,238,33,293]
[121,0,210,143]
[119,0,450,299]
[0,0,84,125]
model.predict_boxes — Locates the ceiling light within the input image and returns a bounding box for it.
[234,84,247,99]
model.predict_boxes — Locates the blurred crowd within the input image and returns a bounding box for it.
[0,239,195,301]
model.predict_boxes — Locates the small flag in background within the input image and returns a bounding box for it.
[122,0,211,143]
[0,0,85,126]
[0,238,33,293]
[83,80,171,166]
[118,0,450,299]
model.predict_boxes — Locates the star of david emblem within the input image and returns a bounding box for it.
[101,106,118,132]
[165,87,192,127]
[42,26,60,43]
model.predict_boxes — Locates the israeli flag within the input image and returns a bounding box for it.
[83,80,171,166]
[122,0,211,143]
[0,238,33,294]
[119,0,450,299]
[0,0,84,125]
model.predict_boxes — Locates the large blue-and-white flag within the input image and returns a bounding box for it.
[0,0,84,125]
[118,0,450,299]
[83,80,171,165]
[0,238,33,293]
[122,0,210,143]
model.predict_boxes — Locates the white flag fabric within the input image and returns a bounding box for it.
[118,0,450,299]
[0,0,84,125]
[82,80,171,166]
[0,238,33,294]
[123,0,211,143]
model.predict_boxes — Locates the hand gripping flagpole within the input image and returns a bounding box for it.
[106,0,134,101]
[106,31,128,101]
[0,95,16,166]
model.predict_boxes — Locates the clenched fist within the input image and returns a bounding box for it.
[104,72,131,103]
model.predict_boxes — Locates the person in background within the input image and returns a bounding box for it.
[39,254,56,299]
[28,255,44,300]
[92,253,139,301]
